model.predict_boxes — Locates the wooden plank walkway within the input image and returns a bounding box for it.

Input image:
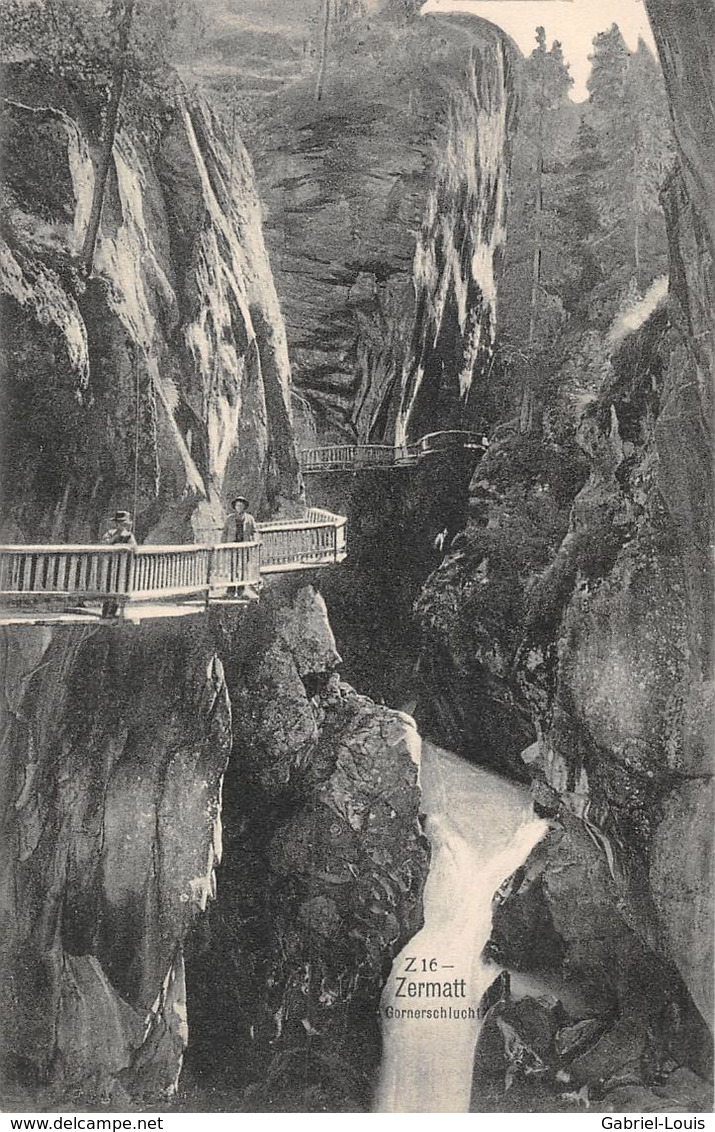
[299,431,487,473]
[0,508,347,626]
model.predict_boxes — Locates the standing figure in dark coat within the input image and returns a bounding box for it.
[223,497,260,599]
[223,496,258,544]
[100,509,137,618]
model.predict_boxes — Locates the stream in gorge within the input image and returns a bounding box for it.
[374,740,548,1113]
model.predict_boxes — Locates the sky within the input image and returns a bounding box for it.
[421,0,658,101]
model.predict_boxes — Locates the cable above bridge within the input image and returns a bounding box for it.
[299,430,487,473]
[0,508,347,626]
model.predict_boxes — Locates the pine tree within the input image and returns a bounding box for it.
[314,0,369,99]
[497,27,575,428]
[381,0,422,20]
[81,0,136,273]
[587,22,630,115]
[490,19,673,430]
[559,116,606,315]
[315,0,331,101]
[525,30,573,350]
[583,24,671,306]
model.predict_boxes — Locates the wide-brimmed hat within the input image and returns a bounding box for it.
[231,496,249,507]
[114,510,132,523]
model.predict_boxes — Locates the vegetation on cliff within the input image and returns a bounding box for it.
[412,11,712,1111]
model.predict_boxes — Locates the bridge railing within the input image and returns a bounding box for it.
[0,509,347,605]
[300,443,403,471]
[131,545,214,601]
[0,541,262,603]
[299,444,358,470]
[353,445,406,467]
[299,431,485,470]
[0,545,134,599]
[209,541,262,590]
[415,430,485,456]
[257,508,347,572]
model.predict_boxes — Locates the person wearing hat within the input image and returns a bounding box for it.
[223,496,258,545]
[102,510,138,549]
[223,496,260,599]
[101,510,137,617]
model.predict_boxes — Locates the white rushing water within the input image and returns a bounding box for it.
[374,741,548,1113]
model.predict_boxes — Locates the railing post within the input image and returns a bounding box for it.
[206,546,215,608]
[119,547,132,617]
[128,548,137,603]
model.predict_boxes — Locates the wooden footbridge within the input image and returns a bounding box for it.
[0,508,347,626]
[299,430,487,473]
[1,432,487,626]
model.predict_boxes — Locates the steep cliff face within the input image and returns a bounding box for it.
[0,620,232,1104]
[186,583,427,1111]
[1,70,301,544]
[249,12,516,445]
[0,587,427,1109]
[644,0,714,691]
[251,10,514,706]
[0,62,428,1110]
[413,3,714,1110]
[418,258,713,1116]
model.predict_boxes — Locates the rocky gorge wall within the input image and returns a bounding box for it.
[411,1,714,1112]
[0,618,232,1104]
[0,59,428,1110]
[0,585,427,1110]
[248,11,516,446]
[1,69,301,545]
[246,9,518,710]
[192,6,713,1107]
[185,583,427,1112]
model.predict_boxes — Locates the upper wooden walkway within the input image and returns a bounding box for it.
[0,508,346,625]
[299,430,486,473]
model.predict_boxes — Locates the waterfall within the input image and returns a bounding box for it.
[374,742,547,1113]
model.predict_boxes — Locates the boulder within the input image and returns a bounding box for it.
[556,1018,609,1063]
[654,1067,714,1111]
[602,1069,713,1115]
[568,1015,652,1091]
